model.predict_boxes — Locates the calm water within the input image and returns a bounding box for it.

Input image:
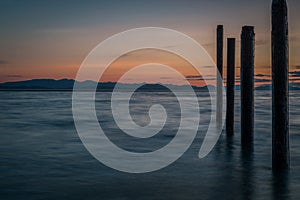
[0,91,300,200]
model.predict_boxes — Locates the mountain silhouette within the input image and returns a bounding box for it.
[0,79,213,91]
[0,79,299,91]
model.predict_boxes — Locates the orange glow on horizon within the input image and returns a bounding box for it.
[99,49,209,87]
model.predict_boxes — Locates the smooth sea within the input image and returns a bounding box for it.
[0,90,300,200]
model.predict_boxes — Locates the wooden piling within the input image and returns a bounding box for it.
[241,26,255,147]
[217,25,224,128]
[226,38,236,136]
[272,0,290,170]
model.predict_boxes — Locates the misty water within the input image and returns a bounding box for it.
[0,90,300,200]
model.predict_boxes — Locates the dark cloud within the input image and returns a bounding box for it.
[0,60,8,65]
[235,77,270,83]
[239,66,270,70]
[255,74,270,77]
[289,78,300,82]
[185,75,216,81]
[289,71,300,77]
[188,78,216,81]
[254,78,271,83]
[186,75,203,79]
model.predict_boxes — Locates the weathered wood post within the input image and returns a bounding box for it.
[217,25,224,128]
[226,38,236,136]
[241,26,255,147]
[272,0,290,170]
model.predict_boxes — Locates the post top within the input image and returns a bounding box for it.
[217,25,223,29]
[272,0,287,4]
[272,0,287,12]
[241,26,255,37]
[242,26,254,31]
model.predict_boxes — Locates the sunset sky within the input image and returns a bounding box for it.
[0,0,300,86]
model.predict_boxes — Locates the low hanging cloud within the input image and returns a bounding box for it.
[0,60,8,65]
[186,72,300,83]
[255,74,271,77]
[254,78,271,83]
[289,71,300,82]
[290,78,300,82]
[202,66,215,69]
[255,74,265,77]
[235,77,271,83]
[185,75,216,81]
[186,75,203,79]
[289,71,300,77]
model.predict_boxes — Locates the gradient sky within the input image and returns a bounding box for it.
[0,0,299,86]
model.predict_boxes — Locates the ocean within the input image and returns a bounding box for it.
[0,90,299,200]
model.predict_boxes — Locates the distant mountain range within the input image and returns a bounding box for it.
[0,79,211,91]
[0,79,299,91]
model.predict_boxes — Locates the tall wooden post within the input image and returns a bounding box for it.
[241,26,255,147]
[217,25,224,128]
[272,0,289,170]
[226,38,236,136]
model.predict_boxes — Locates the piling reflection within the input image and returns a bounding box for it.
[225,136,234,159]
[240,144,254,200]
[272,171,290,200]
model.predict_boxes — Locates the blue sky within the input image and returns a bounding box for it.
[0,0,299,83]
